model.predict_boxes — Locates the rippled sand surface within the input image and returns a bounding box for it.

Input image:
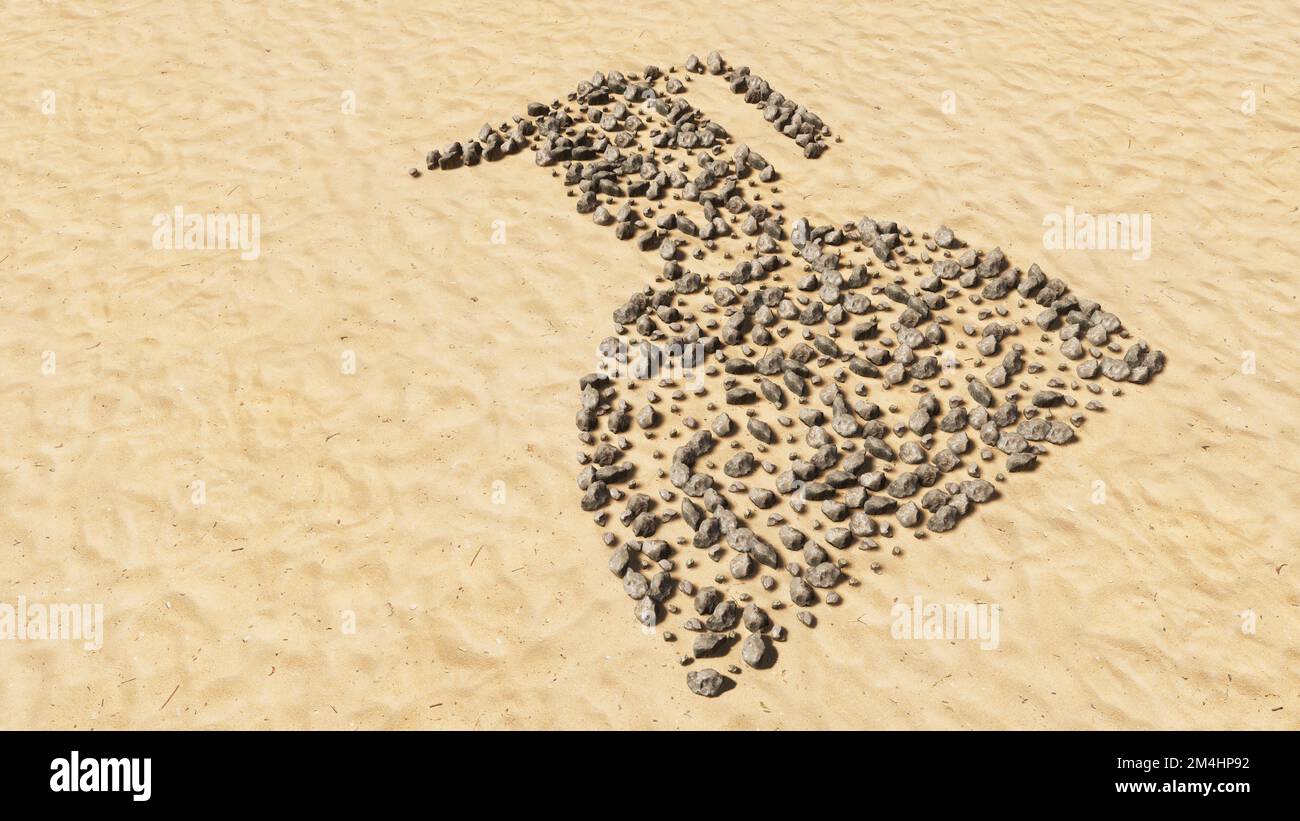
[1,0,1296,728]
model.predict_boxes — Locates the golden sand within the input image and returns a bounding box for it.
[1,0,1296,728]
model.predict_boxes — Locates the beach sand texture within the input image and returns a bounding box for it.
[1,0,1296,728]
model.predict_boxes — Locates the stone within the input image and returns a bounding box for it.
[686,668,727,697]
[741,633,770,668]
[729,552,755,579]
[789,577,816,607]
[1006,452,1037,472]
[806,562,841,588]
[927,504,959,532]
[635,596,658,627]
[693,632,731,658]
[694,586,722,615]
[623,571,649,599]
[706,600,741,631]
[742,603,770,633]
[1101,357,1132,381]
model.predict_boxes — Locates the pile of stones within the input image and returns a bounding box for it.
[685,50,830,159]
[415,53,1166,698]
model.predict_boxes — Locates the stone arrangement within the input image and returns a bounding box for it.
[415,52,1166,697]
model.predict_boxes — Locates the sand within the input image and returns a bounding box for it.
[1,0,1296,729]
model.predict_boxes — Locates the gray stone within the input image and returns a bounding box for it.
[927,505,959,532]
[1101,358,1131,381]
[635,596,658,626]
[693,632,731,658]
[1006,452,1037,472]
[623,571,649,599]
[694,586,722,615]
[1046,421,1075,445]
[706,600,741,631]
[887,472,920,498]
[741,633,770,668]
[608,545,633,577]
[806,562,841,588]
[729,552,755,579]
[686,668,727,697]
[724,451,757,477]
[789,577,816,607]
